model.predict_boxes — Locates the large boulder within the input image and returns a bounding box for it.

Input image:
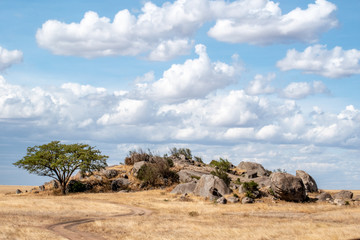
[194,175,231,200]
[333,190,353,200]
[178,170,206,183]
[316,192,333,202]
[171,182,197,194]
[296,170,318,193]
[111,178,130,191]
[132,161,147,177]
[102,169,119,179]
[238,161,268,177]
[270,172,307,202]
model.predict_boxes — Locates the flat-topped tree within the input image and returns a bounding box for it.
[14,141,108,195]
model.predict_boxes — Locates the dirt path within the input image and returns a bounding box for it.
[46,204,152,240]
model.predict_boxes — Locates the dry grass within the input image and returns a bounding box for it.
[1,185,360,240]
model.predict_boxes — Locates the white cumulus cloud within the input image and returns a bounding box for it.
[0,46,23,71]
[36,0,338,59]
[143,44,237,103]
[277,44,360,78]
[246,73,276,95]
[281,81,329,99]
[208,0,337,45]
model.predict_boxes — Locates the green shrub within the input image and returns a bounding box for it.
[242,181,259,192]
[245,190,255,199]
[66,180,86,193]
[169,147,192,160]
[209,158,232,172]
[190,175,201,180]
[211,169,231,186]
[234,178,242,185]
[194,156,204,164]
[136,158,178,187]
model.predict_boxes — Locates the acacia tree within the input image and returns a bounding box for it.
[14,141,108,195]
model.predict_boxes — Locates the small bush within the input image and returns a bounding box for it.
[242,181,259,192]
[170,147,192,160]
[66,180,86,193]
[125,149,152,165]
[190,175,201,180]
[234,178,242,185]
[209,158,232,172]
[245,190,255,199]
[136,158,178,187]
[211,169,231,186]
[194,156,204,164]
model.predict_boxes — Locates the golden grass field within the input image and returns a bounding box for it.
[1,185,360,240]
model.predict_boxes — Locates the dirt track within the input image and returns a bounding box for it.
[46,204,152,240]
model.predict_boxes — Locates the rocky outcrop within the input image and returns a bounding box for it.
[227,196,239,203]
[111,178,130,191]
[178,170,206,183]
[238,161,268,177]
[296,170,318,193]
[316,192,333,202]
[270,172,307,202]
[171,182,197,194]
[102,169,119,179]
[333,190,353,200]
[194,175,231,200]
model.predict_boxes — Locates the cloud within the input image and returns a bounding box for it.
[36,0,338,59]
[0,46,23,71]
[142,44,237,103]
[280,81,329,99]
[246,73,276,95]
[208,0,337,45]
[277,45,360,78]
[36,0,209,60]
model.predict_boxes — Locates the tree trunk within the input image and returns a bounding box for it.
[61,182,66,195]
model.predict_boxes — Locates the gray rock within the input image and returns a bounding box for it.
[252,176,271,188]
[333,198,348,206]
[316,192,333,202]
[217,197,227,204]
[132,161,147,177]
[238,161,268,177]
[227,196,240,203]
[102,169,119,179]
[270,172,307,202]
[16,189,22,194]
[171,182,197,194]
[296,170,318,193]
[333,190,353,200]
[242,197,254,204]
[111,178,130,191]
[353,195,360,201]
[177,170,205,183]
[194,175,231,199]
[238,184,247,194]
[245,170,258,179]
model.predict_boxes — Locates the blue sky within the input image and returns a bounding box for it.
[1,0,359,189]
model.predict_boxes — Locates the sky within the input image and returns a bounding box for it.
[0,0,359,189]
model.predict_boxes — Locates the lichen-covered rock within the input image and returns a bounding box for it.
[296,170,318,193]
[227,196,240,203]
[171,182,196,194]
[194,175,231,200]
[270,172,307,202]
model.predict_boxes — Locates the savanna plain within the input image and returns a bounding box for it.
[1,186,360,240]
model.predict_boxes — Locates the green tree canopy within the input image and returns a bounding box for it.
[14,141,108,195]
